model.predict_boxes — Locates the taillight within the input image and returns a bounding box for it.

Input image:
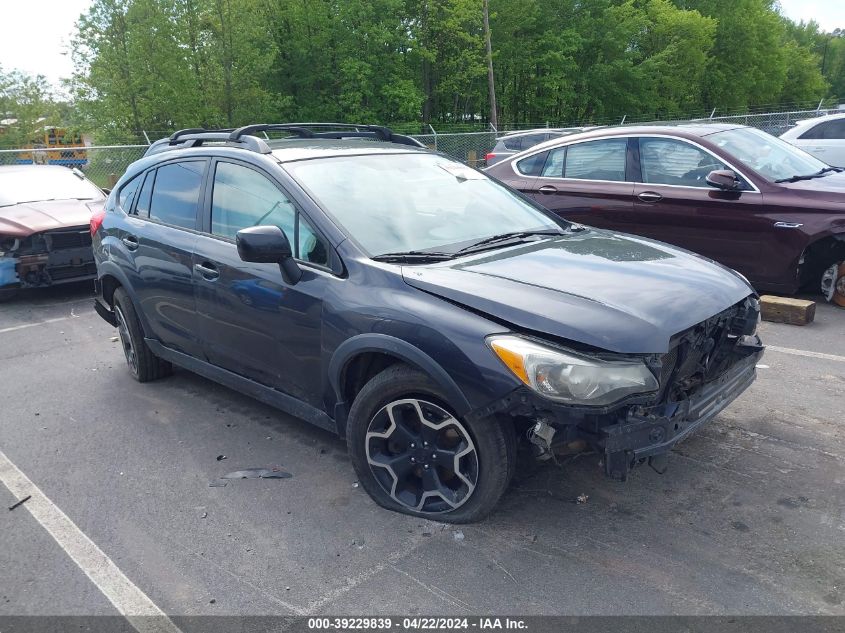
[485,153,496,162]
[90,209,106,236]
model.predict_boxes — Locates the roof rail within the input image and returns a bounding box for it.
[145,122,425,157]
[145,130,270,157]
[228,123,426,148]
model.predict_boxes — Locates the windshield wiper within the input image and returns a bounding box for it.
[371,251,455,263]
[453,229,565,256]
[775,166,841,183]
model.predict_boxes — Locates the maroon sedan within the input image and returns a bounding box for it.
[486,124,845,301]
[0,165,105,301]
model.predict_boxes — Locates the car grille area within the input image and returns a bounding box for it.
[16,227,96,288]
[659,297,761,403]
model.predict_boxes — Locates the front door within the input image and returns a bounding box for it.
[629,136,771,283]
[192,159,334,408]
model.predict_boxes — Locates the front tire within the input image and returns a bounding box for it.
[346,365,514,523]
[112,287,172,382]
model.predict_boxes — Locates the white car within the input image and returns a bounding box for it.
[780,112,845,167]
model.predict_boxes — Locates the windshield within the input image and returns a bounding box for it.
[708,127,828,182]
[0,168,104,207]
[285,153,563,256]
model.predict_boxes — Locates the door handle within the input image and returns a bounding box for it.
[194,262,220,280]
[538,185,558,194]
[121,235,139,250]
[773,221,803,229]
[638,191,663,203]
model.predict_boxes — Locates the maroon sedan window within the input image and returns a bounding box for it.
[564,139,627,181]
[639,138,726,188]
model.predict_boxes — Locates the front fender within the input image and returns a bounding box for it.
[328,333,473,426]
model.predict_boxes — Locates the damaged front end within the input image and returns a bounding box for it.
[0,228,96,292]
[479,296,764,480]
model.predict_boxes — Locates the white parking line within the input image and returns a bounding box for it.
[0,317,69,334]
[766,345,845,363]
[0,449,182,633]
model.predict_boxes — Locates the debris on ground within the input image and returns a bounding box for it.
[216,455,227,461]
[223,468,291,479]
[422,531,432,537]
[200,511,207,519]
[576,493,589,505]
[352,481,359,488]
[110,336,119,342]
[8,495,31,511]
[453,530,465,541]
[209,599,216,604]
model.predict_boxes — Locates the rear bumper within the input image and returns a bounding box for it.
[600,346,761,479]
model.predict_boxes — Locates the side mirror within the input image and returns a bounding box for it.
[706,169,739,190]
[236,225,302,285]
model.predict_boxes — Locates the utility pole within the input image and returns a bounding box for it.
[483,0,498,129]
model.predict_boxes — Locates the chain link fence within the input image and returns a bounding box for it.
[0,107,840,185]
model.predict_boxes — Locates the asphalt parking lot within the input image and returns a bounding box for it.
[1,283,844,620]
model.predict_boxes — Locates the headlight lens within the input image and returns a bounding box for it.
[488,335,659,406]
[0,235,19,256]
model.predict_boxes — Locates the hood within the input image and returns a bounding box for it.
[0,199,103,237]
[401,229,753,354]
[777,171,845,203]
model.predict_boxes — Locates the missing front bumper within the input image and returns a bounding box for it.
[601,351,760,480]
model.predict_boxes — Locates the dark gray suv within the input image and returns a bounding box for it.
[91,123,763,522]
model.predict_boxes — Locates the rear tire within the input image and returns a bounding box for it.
[112,287,172,382]
[346,364,514,523]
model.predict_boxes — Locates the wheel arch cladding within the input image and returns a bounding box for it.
[329,334,473,421]
[98,263,152,336]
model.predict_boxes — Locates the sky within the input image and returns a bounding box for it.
[0,0,844,90]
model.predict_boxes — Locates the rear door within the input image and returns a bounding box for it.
[120,159,207,358]
[522,137,635,229]
[630,136,771,281]
[192,158,335,408]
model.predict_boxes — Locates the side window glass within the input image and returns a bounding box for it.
[515,151,548,176]
[135,171,154,217]
[211,162,297,239]
[564,139,627,181]
[297,215,329,266]
[519,133,546,150]
[502,136,522,151]
[639,138,726,188]
[149,161,204,229]
[826,120,845,139]
[541,147,566,177]
[117,175,140,212]
[211,162,330,266]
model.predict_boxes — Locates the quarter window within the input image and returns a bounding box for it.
[638,138,727,188]
[564,139,627,181]
[515,151,549,176]
[148,161,204,229]
[542,147,566,177]
[117,175,140,212]
[210,162,328,266]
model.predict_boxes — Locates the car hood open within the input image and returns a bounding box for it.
[0,199,103,237]
[401,230,753,354]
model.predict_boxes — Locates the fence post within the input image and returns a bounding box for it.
[709,107,717,119]
[620,115,627,125]
[142,130,151,145]
[428,124,437,151]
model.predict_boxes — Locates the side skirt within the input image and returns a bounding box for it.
[145,338,338,435]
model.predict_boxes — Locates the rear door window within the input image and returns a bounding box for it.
[564,139,627,181]
[134,171,154,217]
[148,161,205,229]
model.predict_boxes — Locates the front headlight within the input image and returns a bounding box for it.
[488,335,659,406]
[0,235,20,256]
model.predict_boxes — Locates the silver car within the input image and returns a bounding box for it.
[485,127,597,166]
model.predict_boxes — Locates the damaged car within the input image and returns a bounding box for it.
[0,165,105,301]
[92,124,763,522]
